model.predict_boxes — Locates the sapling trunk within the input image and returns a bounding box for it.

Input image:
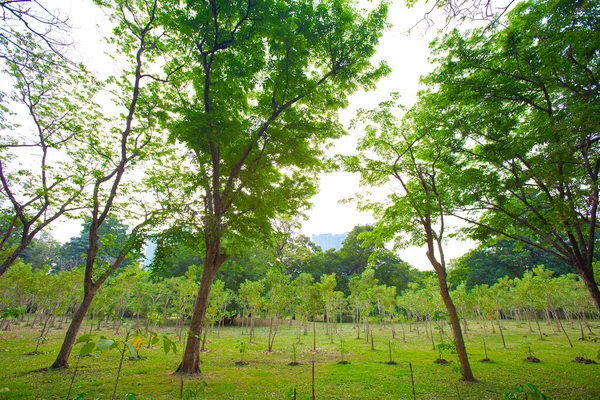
[555,313,573,348]
[112,341,128,400]
[400,318,406,342]
[497,316,506,349]
[535,318,543,340]
[311,355,315,400]
[313,319,316,351]
[526,310,533,333]
[201,330,207,351]
[483,338,488,360]
[584,316,594,334]
[577,314,585,339]
[409,362,416,400]
[370,329,374,350]
[66,356,81,400]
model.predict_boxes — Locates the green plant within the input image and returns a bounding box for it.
[289,343,299,365]
[285,387,297,400]
[502,383,548,400]
[436,342,456,361]
[66,334,97,400]
[338,336,349,364]
[180,381,207,400]
[236,341,248,365]
[65,328,177,400]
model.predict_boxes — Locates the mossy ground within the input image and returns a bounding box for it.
[1,318,599,399]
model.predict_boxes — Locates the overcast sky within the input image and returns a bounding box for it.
[47,0,492,269]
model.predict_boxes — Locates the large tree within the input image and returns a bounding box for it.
[158,0,390,374]
[418,0,600,311]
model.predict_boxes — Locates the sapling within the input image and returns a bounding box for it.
[386,340,397,365]
[338,336,349,364]
[481,338,491,362]
[66,334,96,400]
[435,342,455,364]
[236,341,248,366]
[289,343,300,366]
[524,346,541,363]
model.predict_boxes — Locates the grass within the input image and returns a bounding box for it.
[0,318,599,399]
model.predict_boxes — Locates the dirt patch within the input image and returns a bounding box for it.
[572,356,597,364]
[524,356,541,363]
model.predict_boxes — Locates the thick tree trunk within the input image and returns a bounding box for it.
[175,245,224,374]
[579,266,600,314]
[50,290,96,369]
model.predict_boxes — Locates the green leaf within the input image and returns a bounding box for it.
[125,341,138,358]
[75,334,94,344]
[163,336,177,355]
[79,342,96,357]
[96,338,115,352]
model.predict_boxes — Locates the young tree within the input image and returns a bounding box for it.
[50,0,169,369]
[159,0,390,374]
[238,279,264,344]
[346,97,476,381]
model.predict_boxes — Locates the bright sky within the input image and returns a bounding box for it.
[300,1,480,269]
[46,0,489,269]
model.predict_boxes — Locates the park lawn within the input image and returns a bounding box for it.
[0,319,599,399]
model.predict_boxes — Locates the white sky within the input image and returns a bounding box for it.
[43,0,488,270]
[300,1,480,269]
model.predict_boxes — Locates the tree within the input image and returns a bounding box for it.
[50,0,168,369]
[238,279,264,344]
[0,30,98,277]
[448,239,573,288]
[419,0,600,311]
[263,268,291,352]
[0,0,72,63]
[337,225,376,277]
[19,232,61,272]
[57,216,134,272]
[346,97,475,381]
[159,0,390,374]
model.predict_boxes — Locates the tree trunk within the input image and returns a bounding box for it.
[175,245,223,374]
[433,267,475,382]
[50,290,96,369]
[579,265,600,314]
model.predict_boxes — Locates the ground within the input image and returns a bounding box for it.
[0,318,599,399]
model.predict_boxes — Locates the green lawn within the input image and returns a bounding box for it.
[1,318,599,399]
